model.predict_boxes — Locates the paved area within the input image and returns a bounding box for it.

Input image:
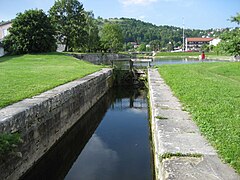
[148,68,239,180]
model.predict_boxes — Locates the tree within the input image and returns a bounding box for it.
[218,29,240,55]
[123,42,133,51]
[201,44,210,52]
[230,12,240,25]
[166,42,173,52]
[217,12,240,56]
[49,0,87,51]
[3,9,56,55]
[100,23,123,53]
[137,43,146,51]
[149,40,161,51]
[84,11,100,52]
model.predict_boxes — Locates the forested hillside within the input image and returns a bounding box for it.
[96,17,227,50]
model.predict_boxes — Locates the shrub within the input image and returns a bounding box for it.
[0,133,21,157]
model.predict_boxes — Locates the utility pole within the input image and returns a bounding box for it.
[182,17,185,52]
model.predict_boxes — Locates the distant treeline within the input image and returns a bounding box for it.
[96,17,227,49]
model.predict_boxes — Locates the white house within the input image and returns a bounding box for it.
[0,43,4,57]
[0,21,12,57]
[185,37,221,51]
[185,37,213,51]
[0,21,12,40]
[209,38,221,46]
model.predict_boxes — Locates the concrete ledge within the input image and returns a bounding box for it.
[148,68,239,180]
[0,68,113,180]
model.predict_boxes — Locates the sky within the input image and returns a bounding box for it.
[0,0,239,29]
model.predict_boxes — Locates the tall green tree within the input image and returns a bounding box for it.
[49,0,87,51]
[84,11,100,52]
[3,9,56,55]
[100,23,123,53]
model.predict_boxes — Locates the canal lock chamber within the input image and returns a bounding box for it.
[20,69,154,180]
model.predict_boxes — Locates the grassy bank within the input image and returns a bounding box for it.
[155,52,231,60]
[0,52,103,108]
[158,62,240,173]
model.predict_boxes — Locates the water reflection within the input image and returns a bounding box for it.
[152,57,214,65]
[110,58,219,69]
[20,90,113,180]
[21,87,152,180]
[65,87,152,180]
[65,134,119,180]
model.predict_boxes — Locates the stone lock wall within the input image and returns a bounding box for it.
[0,68,113,180]
[72,53,131,64]
[148,68,239,180]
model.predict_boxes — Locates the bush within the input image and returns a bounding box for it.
[3,9,56,55]
[0,133,21,157]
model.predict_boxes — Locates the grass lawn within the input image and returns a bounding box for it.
[158,62,240,173]
[155,52,231,60]
[0,52,103,109]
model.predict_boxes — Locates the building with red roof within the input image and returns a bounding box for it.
[185,37,214,51]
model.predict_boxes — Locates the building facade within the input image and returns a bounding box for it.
[0,42,4,57]
[185,37,214,51]
[209,38,221,46]
[0,21,12,57]
[0,21,12,40]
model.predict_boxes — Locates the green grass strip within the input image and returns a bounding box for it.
[160,152,202,161]
[0,52,103,108]
[155,116,168,120]
[158,62,240,173]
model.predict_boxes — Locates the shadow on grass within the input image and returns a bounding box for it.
[0,52,66,63]
[0,54,24,63]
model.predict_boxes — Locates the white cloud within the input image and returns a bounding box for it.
[119,0,186,6]
[120,0,158,6]
[138,15,146,20]
[65,134,119,179]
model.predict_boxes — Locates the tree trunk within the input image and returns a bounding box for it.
[64,39,69,52]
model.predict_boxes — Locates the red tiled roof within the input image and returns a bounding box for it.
[186,37,214,42]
